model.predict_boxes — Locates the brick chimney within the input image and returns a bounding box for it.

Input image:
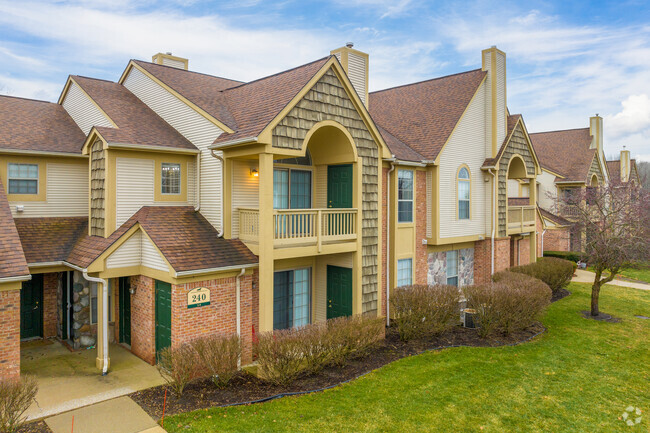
[482,46,507,158]
[152,52,188,70]
[331,43,369,107]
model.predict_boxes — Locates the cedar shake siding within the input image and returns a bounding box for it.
[272,68,380,314]
[90,139,106,237]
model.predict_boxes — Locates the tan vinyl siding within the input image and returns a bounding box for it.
[314,253,354,322]
[62,81,113,135]
[161,57,186,69]
[496,52,507,147]
[438,80,488,239]
[347,52,366,105]
[187,160,196,206]
[141,233,169,271]
[9,161,88,218]
[426,170,432,238]
[116,157,155,228]
[106,231,142,269]
[537,170,557,211]
[231,160,259,238]
[314,165,327,208]
[123,67,223,230]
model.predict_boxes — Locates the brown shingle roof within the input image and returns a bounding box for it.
[0,95,85,154]
[376,126,424,162]
[72,76,196,151]
[0,179,29,279]
[14,217,88,265]
[606,160,621,183]
[20,207,257,272]
[529,128,595,182]
[369,69,487,161]
[539,207,571,227]
[133,57,331,146]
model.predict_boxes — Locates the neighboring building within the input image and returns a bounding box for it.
[529,117,609,251]
[0,46,541,379]
[607,149,641,186]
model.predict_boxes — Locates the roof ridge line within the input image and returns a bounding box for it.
[0,94,54,104]
[222,56,331,91]
[72,75,116,84]
[370,68,484,95]
[132,59,245,84]
[529,127,590,135]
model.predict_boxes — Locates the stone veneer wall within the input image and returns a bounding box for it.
[497,124,536,237]
[70,270,95,348]
[427,248,474,287]
[272,67,380,314]
[0,290,20,379]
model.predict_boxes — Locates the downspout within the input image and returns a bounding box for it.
[386,159,395,327]
[194,152,201,211]
[235,267,246,368]
[210,149,225,238]
[489,168,497,275]
[541,229,547,256]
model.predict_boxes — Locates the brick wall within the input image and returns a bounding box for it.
[43,272,59,339]
[130,275,155,365]
[172,273,256,364]
[415,171,428,285]
[495,237,511,272]
[518,238,531,265]
[536,213,544,257]
[474,237,511,284]
[0,290,20,379]
[544,228,570,252]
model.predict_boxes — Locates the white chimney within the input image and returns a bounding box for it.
[589,115,603,152]
[620,148,631,183]
[331,44,369,107]
[482,46,507,158]
[152,52,188,70]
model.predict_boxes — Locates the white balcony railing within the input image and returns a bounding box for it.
[238,208,358,249]
[507,205,536,234]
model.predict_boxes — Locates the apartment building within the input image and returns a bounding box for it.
[0,46,541,379]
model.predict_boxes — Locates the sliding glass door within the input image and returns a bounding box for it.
[273,268,311,330]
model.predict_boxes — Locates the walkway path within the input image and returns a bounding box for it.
[45,396,165,433]
[573,269,650,291]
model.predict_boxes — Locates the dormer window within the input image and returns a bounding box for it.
[7,163,38,194]
[161,163,181,195]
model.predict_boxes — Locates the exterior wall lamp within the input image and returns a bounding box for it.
[129,285,137,295]
[250,168,259,177]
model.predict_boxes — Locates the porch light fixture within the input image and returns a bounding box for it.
[250,168,259,177]
[129,285,137,295]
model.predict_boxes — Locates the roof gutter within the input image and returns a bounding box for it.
[174,262,258,278]
[0,274,32,283]
[107,142,200,154]
[209,136,258,150]
[0,149,86,158]
[392,160,427,167]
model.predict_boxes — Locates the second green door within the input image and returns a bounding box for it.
[155,280,172,358]
[327,164,353,208]
[326,265,353,319]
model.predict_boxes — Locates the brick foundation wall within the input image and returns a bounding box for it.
[43,272,59,339]
[474,237,512,284]
[172,273,256,364]
[518,238,531,265]
[495,237,511,272]
[415,171,428,285]
[0,290,20,379]
[130,275,155,365]
[544,228,570,252]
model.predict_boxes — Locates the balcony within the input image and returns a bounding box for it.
[507,205,536,234]
[238,208,358,253]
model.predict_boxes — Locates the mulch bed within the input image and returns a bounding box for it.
[581,311,621,323]
[18,419,51,433]
[551,288,571,303]
[131,322,546,420]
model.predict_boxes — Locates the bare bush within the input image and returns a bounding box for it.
[255,327,307,386]
[0,376,38,433]
[192,334,241,388]
[157,344,198,396]
[509,257,574,293]
[390,284,461,341]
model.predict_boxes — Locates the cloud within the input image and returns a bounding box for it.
[330,0,414,18]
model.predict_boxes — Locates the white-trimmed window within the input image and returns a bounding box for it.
[458,167,470,220]
[398,169,413,223]
[446,250,459,286]
[7,163,38,194]
[397,258,413,287]
[90,282,113,324]
[161,163,181,195]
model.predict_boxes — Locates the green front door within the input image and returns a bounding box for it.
[326,265,353,319]
[119,277,131,345]
[327,164,353,208]
[155,280,172,358]
[21,274,42,339]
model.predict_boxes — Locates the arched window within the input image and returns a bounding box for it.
[458,166,470,220]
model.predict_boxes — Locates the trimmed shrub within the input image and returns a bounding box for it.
[390,284,461,341]
[543,251,584,263]
[0,376,38,433]
[464,272,551,337]
[192,334,241,388]
[255,315,385,385]
[509,257,575,293]
[157,344,198,396]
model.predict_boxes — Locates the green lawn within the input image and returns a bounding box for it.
[165,283,650,432]
[587,265,650,284]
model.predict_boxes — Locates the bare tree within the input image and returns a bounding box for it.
[559,182,650,316]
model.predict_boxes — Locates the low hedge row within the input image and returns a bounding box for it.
[510,257,575,293]
[543,250,584,263]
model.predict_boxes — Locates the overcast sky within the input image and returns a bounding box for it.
[1,0,649,161]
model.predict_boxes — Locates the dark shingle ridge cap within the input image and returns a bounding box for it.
[132,59,245,85]
[70,75,115,84]
[222,56,331,91]
[369,68,485,95]
[529,127,590,135]
[0,94,54,104]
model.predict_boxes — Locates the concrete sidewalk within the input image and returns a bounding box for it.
[573,269,650,291]
[45,396,165,433]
